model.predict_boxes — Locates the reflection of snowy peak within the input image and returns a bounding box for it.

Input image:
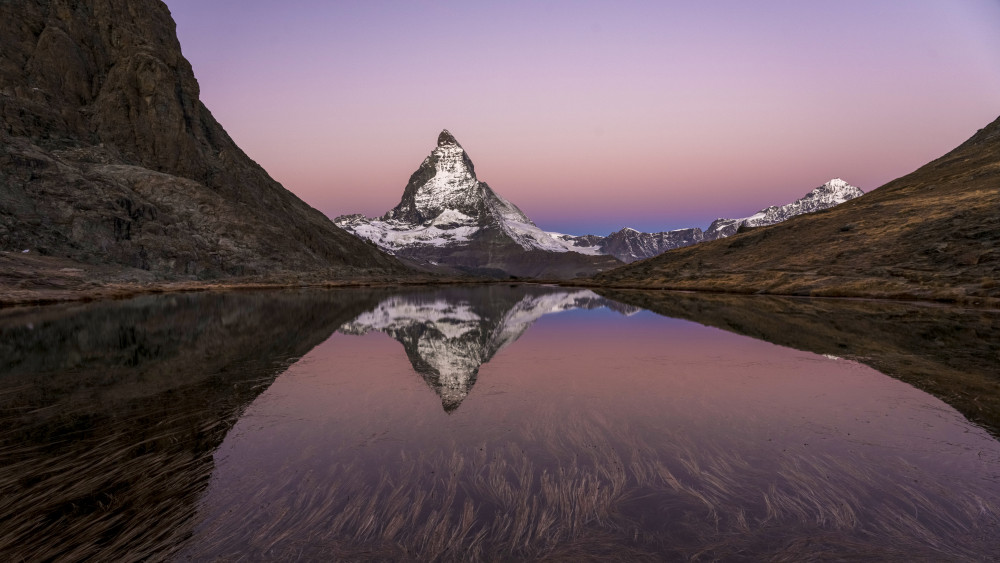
[335,131,620,279]
[340,299,482,340]
[339,287,638,411]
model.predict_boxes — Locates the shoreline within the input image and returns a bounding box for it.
[4,275,999,310]
[4,249,996,310]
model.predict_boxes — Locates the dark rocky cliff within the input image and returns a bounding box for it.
[0,0,407,279]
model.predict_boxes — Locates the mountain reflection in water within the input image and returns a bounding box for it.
[1,286,998,561]
[338,286,640,411]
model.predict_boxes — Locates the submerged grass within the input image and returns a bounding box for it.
[180,409,1000,562]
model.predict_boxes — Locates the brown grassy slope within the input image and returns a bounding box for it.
[598,289,1000,436]
[591,116,1000,303]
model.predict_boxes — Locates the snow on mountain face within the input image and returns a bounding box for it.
[550,179,863,263]
[741,178,864,228]
[705,178,864,240]
[338,288,640,411]
[336,130,601,256]
[391,130,487,222]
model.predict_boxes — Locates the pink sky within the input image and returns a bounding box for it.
[163,0,1000,235]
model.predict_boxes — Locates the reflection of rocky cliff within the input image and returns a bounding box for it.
[0,289,380,561]
[598,289,1000,436]
[340,286,639,411]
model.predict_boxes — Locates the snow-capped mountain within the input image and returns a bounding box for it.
[703,178,864,240]
[339,286,640,412]
[335,131,864,270]
[560,178,865,263]
[336,131,620,278]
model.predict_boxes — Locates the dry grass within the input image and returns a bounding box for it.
[0,251,480,308]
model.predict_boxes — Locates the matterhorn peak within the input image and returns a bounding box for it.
[438,129,461,147]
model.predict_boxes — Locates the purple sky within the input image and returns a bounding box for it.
[163,0,1000,235]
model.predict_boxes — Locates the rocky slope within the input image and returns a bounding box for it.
[339,286,639,411]
[336,131,622,279]
[591,116,1000,304]
[565,179,864,263]
[0,0,407,281]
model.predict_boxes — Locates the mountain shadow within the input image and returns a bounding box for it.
[339,285,639,411]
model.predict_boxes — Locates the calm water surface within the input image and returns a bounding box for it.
[1,286,998,561]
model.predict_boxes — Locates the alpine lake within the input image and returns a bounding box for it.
[1,285,998,561]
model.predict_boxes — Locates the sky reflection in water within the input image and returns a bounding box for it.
[177,287,1000,561]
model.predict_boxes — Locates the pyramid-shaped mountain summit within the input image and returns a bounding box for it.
[336,131,622,278]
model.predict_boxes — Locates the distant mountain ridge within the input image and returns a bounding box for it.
[704,178,864,240]
[565,179,864,263]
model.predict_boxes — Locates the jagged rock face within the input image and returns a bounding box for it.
[337,130,621,279]
[386,130,488,224]
[598,227,705,264]
[0,0,406,279]
[703,218,742,241]
[339,286,640,411]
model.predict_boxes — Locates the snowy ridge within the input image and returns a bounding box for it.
[486,193,605,255]
[742,178,863,227]
[565,178,866,262]
[705,178,864,239]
